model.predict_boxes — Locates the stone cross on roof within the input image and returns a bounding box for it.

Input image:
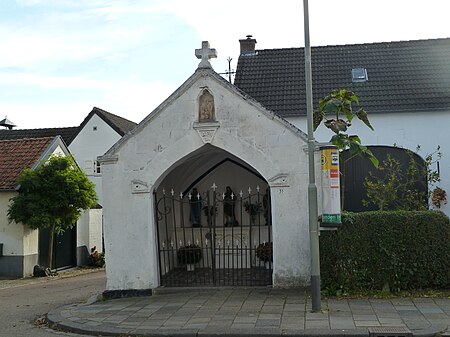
[195,41,217,69]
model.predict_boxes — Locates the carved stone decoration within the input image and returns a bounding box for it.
[198,89,215,122]
[195,41,217,69]
[131,180,150,194]
[193,122,220,144]
[268,174,290,187]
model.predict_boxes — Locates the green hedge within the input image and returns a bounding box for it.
[320,211,450,293]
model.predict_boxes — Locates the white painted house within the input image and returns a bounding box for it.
[69,107,138,205]
[0,108,137,276]
[99,42,322,292]
[235,37,450,216]
[0,136,72,277]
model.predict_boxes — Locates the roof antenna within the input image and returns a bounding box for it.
[219,57,236,83]
[0,116,16,130]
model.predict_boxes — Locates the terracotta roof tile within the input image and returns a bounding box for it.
[234,38,450,117]
[0,137,54,190]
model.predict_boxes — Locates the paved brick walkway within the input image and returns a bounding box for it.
[47,288,450,337]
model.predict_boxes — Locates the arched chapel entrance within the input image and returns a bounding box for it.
[154,145,273,287]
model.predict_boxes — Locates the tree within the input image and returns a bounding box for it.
[7,155,98,269]
[314,89,379,209]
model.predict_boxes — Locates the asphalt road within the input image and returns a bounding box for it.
[0,270,106,337]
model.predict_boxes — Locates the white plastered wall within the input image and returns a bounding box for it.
[69,113,123,205]
[77,208,103,255]
[0,192,25,256]
[69,114,117,259]
[0,192,39,277]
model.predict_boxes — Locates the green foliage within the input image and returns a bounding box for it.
[244,201,262,223]
[320,211,450,295]
[7,155,98,234]
[363,155,401,211]
[244,201,262,215]
[363,146,441,211]
[314,89,378,168]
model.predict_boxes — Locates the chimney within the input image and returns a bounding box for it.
[239,35,257,55]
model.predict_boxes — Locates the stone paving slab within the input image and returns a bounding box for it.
[47,288,450,337]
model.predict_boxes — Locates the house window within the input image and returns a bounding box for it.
[93,126,97,131]
[94,160,101,174]
[352,68,368,82]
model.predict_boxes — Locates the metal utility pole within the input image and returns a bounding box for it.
[303,0,321,312]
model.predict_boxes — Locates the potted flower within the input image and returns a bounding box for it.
[256,241,273,269]
[88,246,105,268]
[432,187,447,208]
[177,244,202,271]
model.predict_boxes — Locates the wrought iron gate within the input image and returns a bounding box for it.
[155,185,272,287]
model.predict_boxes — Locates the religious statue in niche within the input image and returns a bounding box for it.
[223,186,239,227]
[189,187,202,227]
[198,89,215,122]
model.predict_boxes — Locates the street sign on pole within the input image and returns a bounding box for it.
[320,146,342,227]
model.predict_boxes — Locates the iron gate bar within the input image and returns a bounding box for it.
[209,191,216,285]
[156,185,272,287]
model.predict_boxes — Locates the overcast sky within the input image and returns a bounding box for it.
[1,0,449,129]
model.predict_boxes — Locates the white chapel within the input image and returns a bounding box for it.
[99,42,321,292]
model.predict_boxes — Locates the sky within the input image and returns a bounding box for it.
[1,0,450,129]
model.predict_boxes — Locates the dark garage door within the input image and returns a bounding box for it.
[38,226,76,270]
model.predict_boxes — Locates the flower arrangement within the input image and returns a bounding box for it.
[244,201,262,223]
[88,246,105,267]
[177,244,203,265]
[202,205,218,217]
[432,187,447,208]
[256,241,273,262]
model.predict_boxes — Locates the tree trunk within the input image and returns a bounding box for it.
[47,225,55,269]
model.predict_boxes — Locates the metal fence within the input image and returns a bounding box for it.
[155,185,272,287]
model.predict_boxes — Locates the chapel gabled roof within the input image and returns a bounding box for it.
[0,127,78,145]
[70,107,137,141]
[100,67,308,161]
[0,137,55,190]
[234,38,450,117]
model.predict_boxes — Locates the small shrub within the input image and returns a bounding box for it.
[320,211,450,294]
[88,246,105,267]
